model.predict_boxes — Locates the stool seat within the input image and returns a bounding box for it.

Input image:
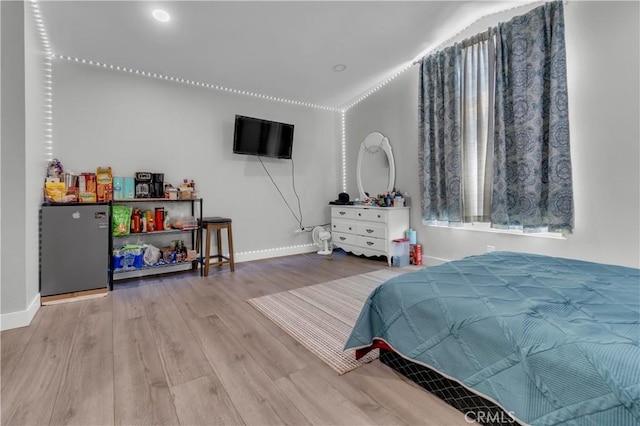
[200,217,232,224]
[196,217,235,276]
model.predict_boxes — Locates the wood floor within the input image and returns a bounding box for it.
[1,251,466,425]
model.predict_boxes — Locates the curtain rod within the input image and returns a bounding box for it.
[411,0,562,66]
[412,29,491,65]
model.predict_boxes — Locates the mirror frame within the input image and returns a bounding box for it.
[356,132,396,200]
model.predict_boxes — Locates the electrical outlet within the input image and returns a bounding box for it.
[487,245,496,252]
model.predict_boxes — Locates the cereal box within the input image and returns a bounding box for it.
[79,173,97,202]
[96,166,113,202]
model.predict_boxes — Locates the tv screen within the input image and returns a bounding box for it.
[233,115,294,159]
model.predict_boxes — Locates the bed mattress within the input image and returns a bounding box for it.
[344,252,640,425]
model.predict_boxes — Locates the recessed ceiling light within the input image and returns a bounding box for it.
[152,9,171,23]
[333,64,347,72]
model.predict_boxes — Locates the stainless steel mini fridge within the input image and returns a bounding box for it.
[40,203,110,296]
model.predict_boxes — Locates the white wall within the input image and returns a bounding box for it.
[345,1,640,268]
[53,60,341,259]
[0,0,3,326]
[0,1,45,329]
[24,0,48,321]
[1,0,28,322]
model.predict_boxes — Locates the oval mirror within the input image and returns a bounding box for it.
[356,132,395,200]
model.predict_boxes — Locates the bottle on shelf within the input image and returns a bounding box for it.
[155,207,165,231]
[164,211,171,230]
[176,240,184,262]
[131,208,141,233]
[403,192,411,207]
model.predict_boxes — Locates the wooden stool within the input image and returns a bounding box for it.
[197,217,235,276]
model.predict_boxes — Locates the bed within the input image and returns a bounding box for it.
[344,251,640,426]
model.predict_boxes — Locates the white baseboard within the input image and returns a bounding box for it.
[0,253,446,331]
[234,244,317,263]
[1,292,40,331]
[423,255,451,267]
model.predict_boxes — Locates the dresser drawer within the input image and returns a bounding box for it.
[332,207,356,219]
[356,235,387,251]
[356,222,386,239]
[355,209,387,223]
[332,220,356,234]
[332,232,356,245]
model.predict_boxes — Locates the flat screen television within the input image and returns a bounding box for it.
[233,115,294,159]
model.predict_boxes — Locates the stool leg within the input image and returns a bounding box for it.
[204,225,211,277]
[227,223,235,272]
[216,228,222,262]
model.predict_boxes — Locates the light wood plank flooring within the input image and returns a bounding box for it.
[1,251,467,425]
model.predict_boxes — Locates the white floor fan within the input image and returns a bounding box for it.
[312,226,333,255]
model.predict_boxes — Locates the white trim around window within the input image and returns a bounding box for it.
[423,221,567,240]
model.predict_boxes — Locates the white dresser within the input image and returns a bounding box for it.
[331,205,410,266]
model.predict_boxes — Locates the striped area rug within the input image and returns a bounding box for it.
[247,268,411,375]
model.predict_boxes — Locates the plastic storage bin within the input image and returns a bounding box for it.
[391,238,410,267]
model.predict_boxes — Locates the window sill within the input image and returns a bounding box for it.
[423,221,567,240]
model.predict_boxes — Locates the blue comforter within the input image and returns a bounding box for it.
[345,252,640,425]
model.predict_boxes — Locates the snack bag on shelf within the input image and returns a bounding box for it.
[112,205,132,236]
[96,166,113,202]
[45,181,66,202]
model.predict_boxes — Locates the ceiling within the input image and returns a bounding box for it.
[37,1,530,109]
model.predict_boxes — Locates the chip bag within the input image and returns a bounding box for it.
[112,205,132,236]
[45,181,66,202]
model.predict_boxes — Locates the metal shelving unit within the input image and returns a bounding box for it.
[109,198,203,288]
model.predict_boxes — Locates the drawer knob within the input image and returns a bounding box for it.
[339,236,346,241]
[377,214,381,218]
[366,241,374,246]
[339,211,346,215]
[333,225,336,228]
[348,227,352,230]
[358,213,362,216]
[366,229,374,233]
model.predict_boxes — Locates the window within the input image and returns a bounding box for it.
[460,34,493,224]
[418,1,574,234]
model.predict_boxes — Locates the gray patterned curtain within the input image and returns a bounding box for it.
[491,2,574,233]
[419,45,463,225]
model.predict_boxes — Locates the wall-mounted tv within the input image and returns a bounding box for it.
[233,115,294,159]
